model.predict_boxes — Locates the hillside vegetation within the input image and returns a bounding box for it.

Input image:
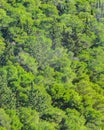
[0,0,104,130]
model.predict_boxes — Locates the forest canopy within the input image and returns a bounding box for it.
[0,0,104,130]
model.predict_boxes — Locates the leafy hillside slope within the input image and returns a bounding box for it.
[0,0,104,129]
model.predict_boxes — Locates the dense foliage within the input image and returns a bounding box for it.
[0,0,104,129]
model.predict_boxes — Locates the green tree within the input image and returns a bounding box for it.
[0,37,5,56]
[41,107,66,129]
[61,108,87,130]
[39,121,56,130]
[6,110,23,130]
[0,68,16,109]
[29,86,52,112]
[0,109,11,130]
[84,107,102,130]
[19,107,39,130]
